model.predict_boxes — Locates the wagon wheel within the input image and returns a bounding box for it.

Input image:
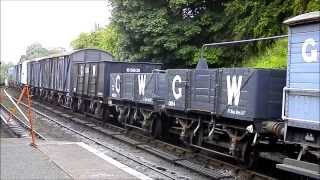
[77,99,85,113]
[151,115,163,139]
[59,96,65,106]
[71,99,77,112]
[102,108,111,122]
[53,95,59,106]
[241,140,258,168]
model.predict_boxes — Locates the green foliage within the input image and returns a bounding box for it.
[242,39,288,69]
[109,0,319,68]
[0,62,13,85]
[71,25,121,58]
[19,43,65,62]
[109,0,230,67]
[24,42,49,62]
[71,0,318,67]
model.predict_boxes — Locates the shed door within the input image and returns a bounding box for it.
[190,70,216,113]
[77,64,85,94]
[285,23,320,128]
[83,64,90,95]
[88,63,98,96]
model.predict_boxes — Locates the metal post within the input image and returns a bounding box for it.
[26,85,36,147]
[200,34,288,60]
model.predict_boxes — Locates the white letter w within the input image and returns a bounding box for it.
[138,74,146,96]
[227,75,242,106]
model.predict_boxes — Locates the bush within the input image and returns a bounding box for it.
[243,39,287,69]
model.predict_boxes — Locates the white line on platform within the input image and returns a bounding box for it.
[77,142,153,180]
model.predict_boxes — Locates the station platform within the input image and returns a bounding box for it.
[0,138,152,180]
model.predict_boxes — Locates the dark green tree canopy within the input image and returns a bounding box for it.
[109,0,319,68]
[71,0,319,68]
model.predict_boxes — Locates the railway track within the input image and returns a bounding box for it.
[0,103,46,140]
[2,87,277,180]
[1,88,207,180]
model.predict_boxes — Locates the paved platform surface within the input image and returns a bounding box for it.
[1,138,151,180]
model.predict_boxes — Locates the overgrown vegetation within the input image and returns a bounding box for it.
[0,62,13,85]
[242,39,288,69]
[71,0,320,68]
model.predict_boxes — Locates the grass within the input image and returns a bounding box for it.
[242,39,288,69]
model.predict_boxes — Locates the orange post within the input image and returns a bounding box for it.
[7,108,16,123]
[10,85,36,146]
[25,85,36,147]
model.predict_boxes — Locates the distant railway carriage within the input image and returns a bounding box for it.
[27,58,41,89]
[7,66,16,87]
[21,60,31,85]
[8,48,161,117]
[26,49,115,107]
[72,60,161,115]
[73,61,161,98]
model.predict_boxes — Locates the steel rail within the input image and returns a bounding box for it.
[0,103,47,140]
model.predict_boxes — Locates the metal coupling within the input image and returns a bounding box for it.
[262,121,284,137]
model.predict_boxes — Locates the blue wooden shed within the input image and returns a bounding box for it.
[282,11,320,147]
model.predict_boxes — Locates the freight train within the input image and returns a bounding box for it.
[7,49,162,117]
[7,12,319,179]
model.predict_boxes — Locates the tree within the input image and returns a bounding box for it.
[109,0,319,68]
[0,61,13,85]
[71,25,121,58]
[19,43,66,62]
[25,42,49,61]
[110,0,226,67]
[19,55,27,63]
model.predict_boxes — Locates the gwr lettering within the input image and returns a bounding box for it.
[115,74,121,94]
[172,75,182,100]
[138,74,146,96]
[302,38,318,63]
[226,75,242,106]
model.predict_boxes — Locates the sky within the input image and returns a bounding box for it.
[1,0,112,64]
